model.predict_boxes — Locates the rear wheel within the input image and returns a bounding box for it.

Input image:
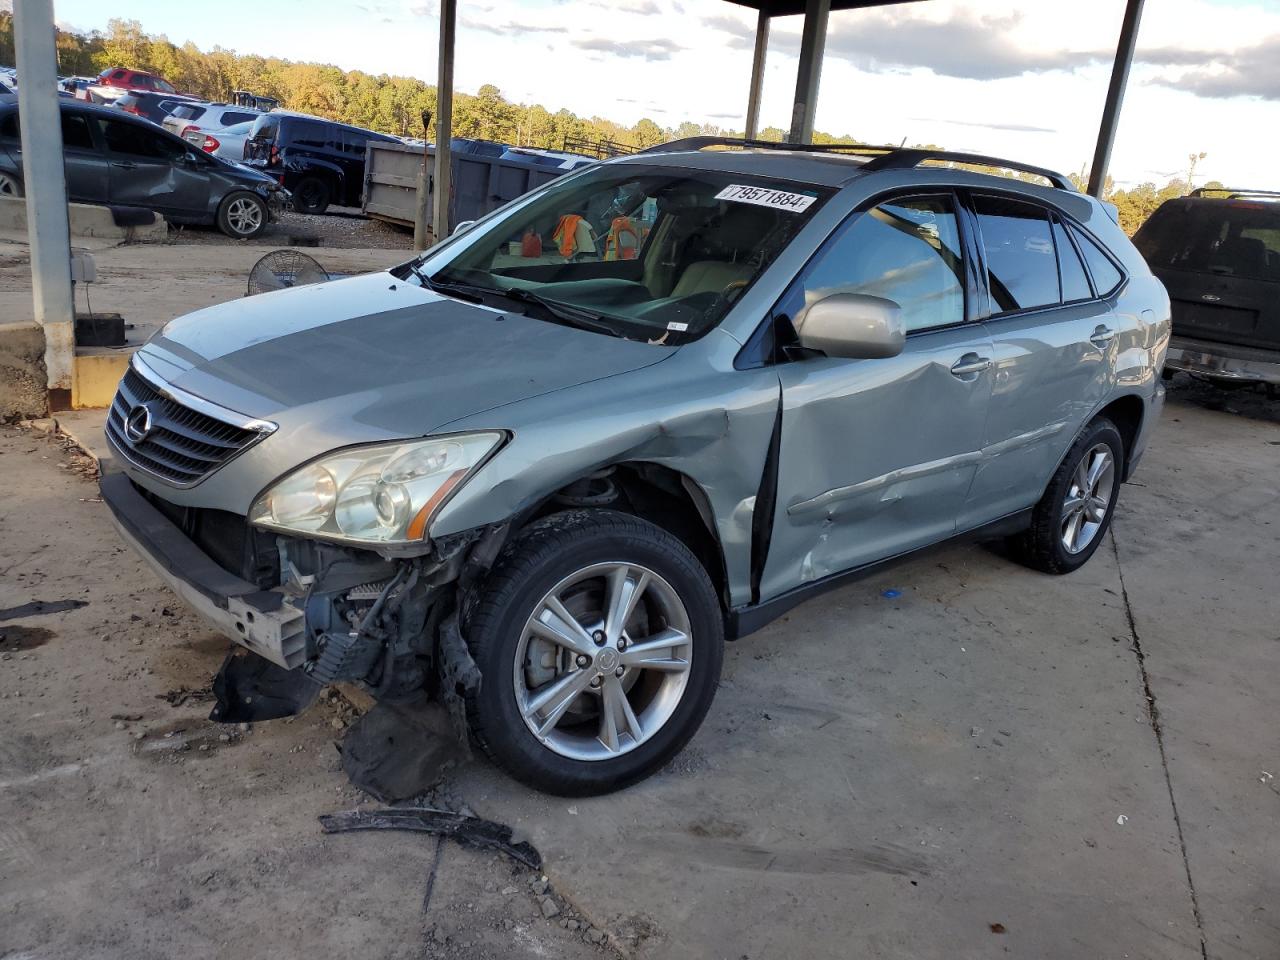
[1009,417,1124,574]
[292,176,331,215]
[464,510,724,795]
[216,192,267,239]
[0,172,22,198]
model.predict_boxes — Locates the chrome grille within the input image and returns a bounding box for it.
[106,365,267,486]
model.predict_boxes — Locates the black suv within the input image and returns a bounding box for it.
[113,91,202,125]
[243,112,398,214]
[1135,188,1280,390]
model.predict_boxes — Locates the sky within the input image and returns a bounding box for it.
[43,0,1280,189]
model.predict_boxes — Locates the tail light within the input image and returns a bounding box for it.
[180,124,200,140]
[269,144,280,165]
[201,134,220,153]
[121,102,141,115]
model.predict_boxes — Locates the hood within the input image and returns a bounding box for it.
[137,271,675,440]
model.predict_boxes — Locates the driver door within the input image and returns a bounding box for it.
[98,116,212,218]
[758,193,995,601]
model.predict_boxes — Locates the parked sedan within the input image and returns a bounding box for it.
[162,102,261,144]
[0,101,286,239]
[196,120,256,162]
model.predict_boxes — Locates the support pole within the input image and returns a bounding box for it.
[14,0,74,411]
[788,0,830,144]
[744,10,770,140]
[1087,0,1144,198]
[431,0,457,247]
[413,109,432,250]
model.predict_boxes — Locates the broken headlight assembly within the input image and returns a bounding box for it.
[248,432,504,546]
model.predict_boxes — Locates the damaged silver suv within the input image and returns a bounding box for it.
[101,138,1169,795]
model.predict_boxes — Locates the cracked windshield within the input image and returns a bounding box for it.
[425,165,830,343]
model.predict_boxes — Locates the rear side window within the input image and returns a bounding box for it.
[220,110,257,127]
[111,70,127,81]
[171,105,205,122]
[0,112,17,140]
[61,112,95,150]
[1053,219,1092,302]
[973,195,1059,312]
[152,77,176,94]
[341,128,370,155]
[798,194,966,333]
[290,119,332,150]
[1072,227,1124,295]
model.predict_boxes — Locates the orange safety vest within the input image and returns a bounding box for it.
[552,214,584,258]
[603,217,640,261]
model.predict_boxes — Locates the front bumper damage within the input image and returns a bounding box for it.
[100,471,494,723]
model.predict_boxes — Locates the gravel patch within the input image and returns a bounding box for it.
[164,205,413,250]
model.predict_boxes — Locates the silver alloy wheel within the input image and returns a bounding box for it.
[0,173,20,198]
[226,196,263,235]
[1061,442,1115,554]
[513,561,693,762]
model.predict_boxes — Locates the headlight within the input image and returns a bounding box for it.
[249,432,503,546]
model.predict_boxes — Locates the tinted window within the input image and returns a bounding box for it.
[220,110,257,127]
[1053,219,1092,301]
[1135,201,1279,283]
[101,119,186,160]
[798,194,965,333]
[973,195,1059,312]
[289,119,331,149]
[171,105,204,121]
[152,77,176,94]
[110,70,127,81]
[342,129,369,155]
[0,112,17,140]
[61,111,94,150]
[1073,227,1124,295]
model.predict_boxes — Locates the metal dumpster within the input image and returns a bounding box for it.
[362,139,591,234]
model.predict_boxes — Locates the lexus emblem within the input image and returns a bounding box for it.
[1201,294,1221,302]
[123,403,154,445]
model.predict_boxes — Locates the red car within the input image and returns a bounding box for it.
[84,67,179,105]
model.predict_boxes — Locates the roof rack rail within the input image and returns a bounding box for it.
[640,137,1076,191]
[1188,187,1280,200]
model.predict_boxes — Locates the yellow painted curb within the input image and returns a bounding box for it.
[72,352,132,409]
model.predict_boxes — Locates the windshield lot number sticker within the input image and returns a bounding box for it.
[715,184,816,212]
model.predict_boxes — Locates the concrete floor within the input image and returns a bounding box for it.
[2,384,1277,960]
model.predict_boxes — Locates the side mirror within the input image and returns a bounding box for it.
[452,219,476,236]
[794,293,905,360]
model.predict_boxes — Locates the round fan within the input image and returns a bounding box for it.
[246,250,330,296]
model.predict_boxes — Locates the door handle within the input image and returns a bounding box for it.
[1090,325,1116,347]
[949,354,992,377]
[110,160,136,170]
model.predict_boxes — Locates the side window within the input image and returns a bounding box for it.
[1071,227,1124,296]
[973,195,1060,312]
[291,120,331,150]
[796,194,965,333]
[222,111,257,127]
[1053,219,1092,302]
[0,112,17,140]
[111,70,127,81]
[61,112,95,151]
[101,119,186,160]
[343,130,369,156]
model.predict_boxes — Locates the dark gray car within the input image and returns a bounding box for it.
[100,139,1170,795]
[0,100,285,238]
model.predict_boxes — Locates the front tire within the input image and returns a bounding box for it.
[463,510,724,796]
[216,191,267,239]
[1009,417,1124,574]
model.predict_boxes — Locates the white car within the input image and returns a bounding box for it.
[196,120,256,162]
[163,102,261,145]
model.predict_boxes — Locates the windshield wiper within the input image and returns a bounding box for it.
[494,287,622,337]
[408,265,489,304]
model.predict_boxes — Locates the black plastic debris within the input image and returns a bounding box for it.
[338,700,460,803]
[319,808,542,870]
[210,649,322,724]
